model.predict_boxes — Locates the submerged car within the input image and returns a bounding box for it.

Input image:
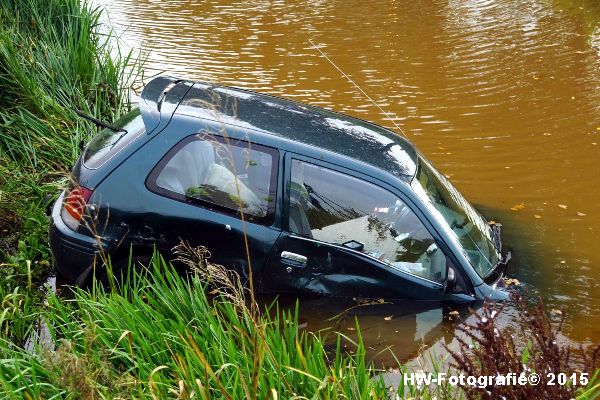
[49,76,511,302]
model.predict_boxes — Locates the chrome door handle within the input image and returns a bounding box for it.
[281,251,307,268]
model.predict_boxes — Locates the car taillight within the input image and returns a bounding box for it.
[61,185,93,230]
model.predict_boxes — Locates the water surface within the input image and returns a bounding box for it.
[94,0,600,357]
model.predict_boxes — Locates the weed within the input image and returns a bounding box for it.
[0,251,413,399]
[446,294,600,399]
[0,0,140,341]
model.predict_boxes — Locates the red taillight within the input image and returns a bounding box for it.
[63,185,93,224]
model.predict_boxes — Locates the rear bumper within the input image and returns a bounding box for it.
[48,192,104,285]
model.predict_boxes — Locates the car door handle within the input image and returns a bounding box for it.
[280,251,307,269]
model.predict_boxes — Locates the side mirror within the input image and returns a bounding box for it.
[342,240,365,252]
[446,266,456,292]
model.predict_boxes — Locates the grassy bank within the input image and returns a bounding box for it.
[0,252,415,399]
[0,245,597,399]
[0,0,135,169]
[0,0,139,344]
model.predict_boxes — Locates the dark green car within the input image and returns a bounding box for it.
[49,76,511,302]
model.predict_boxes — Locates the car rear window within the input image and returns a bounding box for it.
[147,133,279,225]
[83,108,146,169]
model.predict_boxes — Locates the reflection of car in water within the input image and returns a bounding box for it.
[265,294,471,366]
[49,76,512,302]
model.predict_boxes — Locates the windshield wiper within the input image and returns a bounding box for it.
[74,109,127,133]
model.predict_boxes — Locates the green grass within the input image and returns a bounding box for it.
[0,0,141,344]
[0,0,140,169]
[0,253,414,399]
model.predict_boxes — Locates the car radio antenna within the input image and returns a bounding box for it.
[308,39,408,138]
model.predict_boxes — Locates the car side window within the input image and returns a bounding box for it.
[289,159,446,284]
[148,133,278,223]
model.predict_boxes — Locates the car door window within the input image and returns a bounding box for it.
[148,133,278,224]
[289,159,446,283]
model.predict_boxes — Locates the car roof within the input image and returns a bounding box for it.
[140,76,418,181]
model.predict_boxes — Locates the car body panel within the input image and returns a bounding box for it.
[89,120,283,278]
[261,151,478,301]
[139,76,191,135]
[49,192,102,283]
[49,76,508,302]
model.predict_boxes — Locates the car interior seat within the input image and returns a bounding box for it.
[155,164,185,193]
[156,140,216,195]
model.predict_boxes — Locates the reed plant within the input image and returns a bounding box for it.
[0,0,140,347]
[0,0,141,169]
[0,247,413,399]
[0,0,136,287]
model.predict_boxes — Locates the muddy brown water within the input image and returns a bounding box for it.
[92,0,600,361]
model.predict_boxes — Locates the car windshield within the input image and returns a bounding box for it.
[411,157,500,277]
